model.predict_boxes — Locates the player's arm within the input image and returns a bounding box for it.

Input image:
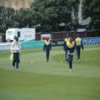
[63,41,67,52]
[49,43,52,50]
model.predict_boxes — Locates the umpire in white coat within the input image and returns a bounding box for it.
[10,36,21,69]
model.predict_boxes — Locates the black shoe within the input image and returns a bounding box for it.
[16,63,19,69]
[12,63,15,67]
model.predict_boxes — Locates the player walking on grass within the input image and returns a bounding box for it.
[43,38,52,62]
[75,34,84,62]
[10,36,21,69]
[64,34,70,61]
[63,37,75,72]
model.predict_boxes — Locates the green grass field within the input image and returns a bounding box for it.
[0,45,100,100]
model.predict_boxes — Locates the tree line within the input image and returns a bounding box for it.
[0,0,100,34]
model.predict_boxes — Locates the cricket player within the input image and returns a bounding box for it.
[63,34,70,61]
[43,38,52,62]
[64,37,75,72]
[10,36,21,69]
[75,34,84,62]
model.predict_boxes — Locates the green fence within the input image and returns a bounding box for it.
[21,40,44,49]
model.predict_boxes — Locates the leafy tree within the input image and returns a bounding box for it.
[83,0,100,30]
[0,7,16,33]
[15,9,33,28]
[31,0,73,32]
[0,7,36,33]
[0,0,80,33]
